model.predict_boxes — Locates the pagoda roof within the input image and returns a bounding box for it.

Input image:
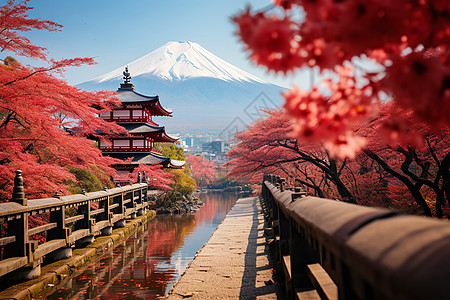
[169,159,186,168]
[120,123,179,143]
[94,123,163,136]
[121,123,179,143]
[108,152,185,169]
[122,123,164,134]
[116,84,173,117]
[152,132,179,143]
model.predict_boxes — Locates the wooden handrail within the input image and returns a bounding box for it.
[28,222,57,236]
[0,183,147,219]
[64,215,85,225]
[0,236,15,247]
[90,208,105,216]
[261,174,450,300]
[0,171,150,280]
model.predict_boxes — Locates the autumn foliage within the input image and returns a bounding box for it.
[229,1,450,218]
[227,106,450,217]
[233,1,449,159]
[186,155,218,188]
[363,103,450,217]
[226,110,358,203]
[0,0,127,199]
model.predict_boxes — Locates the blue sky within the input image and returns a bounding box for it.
[16,0,311,88]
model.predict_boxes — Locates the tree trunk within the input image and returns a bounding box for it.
[440,154,450,211]
[364,149,432,216]
[328,159,357,203]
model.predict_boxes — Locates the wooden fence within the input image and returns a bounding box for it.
[261,174,450,300]
[0,170,149,279]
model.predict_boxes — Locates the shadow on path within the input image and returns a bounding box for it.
[239,197,280,299]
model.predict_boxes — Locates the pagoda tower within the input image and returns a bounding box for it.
[99,67,185,178]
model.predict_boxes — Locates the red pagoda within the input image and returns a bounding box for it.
[99,67,185,177]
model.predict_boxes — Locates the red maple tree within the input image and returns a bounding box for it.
[117,164,174,191]
[363,103,450,217]
[186,155,218,188]
[0,0,127,199]
[227,103,450,217]
[233,1,449,159]
[230,1,450,217]
[226,110,358,203]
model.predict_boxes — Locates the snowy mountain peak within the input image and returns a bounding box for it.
[93,41,265,84]
[77,41,285,132]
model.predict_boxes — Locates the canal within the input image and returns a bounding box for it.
[43,191,238,299]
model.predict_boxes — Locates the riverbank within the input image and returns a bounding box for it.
[167,197,280,299]
[153,191,204,214]
[0,210,156,300]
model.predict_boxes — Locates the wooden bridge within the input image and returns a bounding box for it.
[0,170,150,280]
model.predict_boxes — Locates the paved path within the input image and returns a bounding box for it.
[167,196,280,299]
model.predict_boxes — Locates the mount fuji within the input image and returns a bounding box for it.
[77,41,285,135]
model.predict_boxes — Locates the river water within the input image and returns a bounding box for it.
[44,192,238,299]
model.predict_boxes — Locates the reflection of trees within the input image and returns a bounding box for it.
[112,215,198,298]
[146,214,196,258]
[48,231,149,299]
[195,192,238,225]
[48,216,198,300]
[47,192,238,299]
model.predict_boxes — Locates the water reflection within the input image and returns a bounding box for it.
[44,192,238,299]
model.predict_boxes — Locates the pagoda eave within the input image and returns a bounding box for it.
[107,152,184,169]
[123,123,165,135]
[150,135,179,143]
[116,88,173,117]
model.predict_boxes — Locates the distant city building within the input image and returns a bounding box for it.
[185,136,195,147]
[211,141,225,153]
[199,140,230,164]
[202,142,212,153]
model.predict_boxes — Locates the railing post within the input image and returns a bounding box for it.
[263,176,279,237]
[279,207,292,296]
[292,187,307,202]
[290,222,320,292]
[4,212,28,259]
[280,177,286,192]
[143,184,148,206]
[6,170,28,258]
[120,192,125,215]
[271,195,279,236]
[137,172,142,184]
[11,170,27,206]
[112,190,126,228]
[137,186,142,207]
[75,201,90,232]
[261,176,270,219]
[107,193,113,222]
[131,188,137,219]
[123,189,134,219]
[48,204,67,240]
[98,192,111,224]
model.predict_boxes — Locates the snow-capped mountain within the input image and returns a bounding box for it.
[77,41,285,135]
[93,41,265,83]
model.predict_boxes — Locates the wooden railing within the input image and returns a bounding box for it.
[261,174,450,300]
[101,115,158,126]
[0,170,150,279]
[100,145,163,155]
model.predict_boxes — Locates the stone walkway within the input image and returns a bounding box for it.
[167,197,280,299]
